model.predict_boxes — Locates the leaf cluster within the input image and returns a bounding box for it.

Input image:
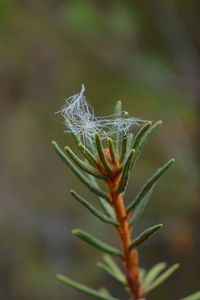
[52,101,199,300]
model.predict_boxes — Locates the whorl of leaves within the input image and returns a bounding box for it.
[52,86,199,300]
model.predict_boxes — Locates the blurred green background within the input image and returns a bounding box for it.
[0,1,200,299]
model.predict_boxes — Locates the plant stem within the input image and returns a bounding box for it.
[98,150,142,300]
[109,176,141,299]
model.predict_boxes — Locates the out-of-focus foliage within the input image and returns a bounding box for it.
[0,1,199,300]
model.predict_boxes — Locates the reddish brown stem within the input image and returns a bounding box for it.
[107,174,142,300]
[97,150,142,300]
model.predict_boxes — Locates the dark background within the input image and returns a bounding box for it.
[0,1,200,299]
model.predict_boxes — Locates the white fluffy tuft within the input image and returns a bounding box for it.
[59,85,147,145]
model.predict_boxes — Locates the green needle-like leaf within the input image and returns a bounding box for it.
[107,138,117,163]
[129,186,154,224]
[70,190,118,226]
[139,268,146,282]
[78,142,98,168]
[119,111,129,163]
[87,174,116,219]
[127,133,134,151]
[127,158,175,213]
[119,135,128,163]
[72,229,121,257]
[57,274,119,300]
[145,264,180,293]
[132,121,152,151]
[102,255,127,285]
[113,100,122,153]
[65,146,107,179]
[116,149,135,193]
[99,288,112,297]
[70,132,81,144]
[87,136,97,154]
[141,262,167,290]
[181,292,200,300]
[99,198,115,218]
[52,141,109,200]
[97,262,127,286]
[115,100,122,115]
[95,133,112,173]
[129,224,163,249]
[131,121,161,170]
[102,255,125,281]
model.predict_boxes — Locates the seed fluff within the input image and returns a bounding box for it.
[58,85,148,145]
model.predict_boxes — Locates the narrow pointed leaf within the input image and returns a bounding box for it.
[119,111,129,163]
[129,186,154,224]
[95,133,112,173]
[142,262,167,290]
[131,121,161,170]
[116,149,135,193]
[115,100,122,115]
[127,133,134,151]
[57,274,119,300]
[52,141,109,200]
[102,255,125,282]
[65,146,107,179]
[72,229,121,257]
[113,100,122,153]
[119,135,128,163]
[97,262,127,286]
[181,292,200,300]
[78,142,98,168]
[70,131,81,144]
[107,138,117,164]
[97,197,115,219]
[139,268,146,282]
[129,224,163,249]
[88,174,116,219]
[127,159,175,213]
[70,190,118,226]
[145,264,180,293]
[132,121,152,151]
[99,288,112,297]
[102,255,126,285]
[87,135,97,153]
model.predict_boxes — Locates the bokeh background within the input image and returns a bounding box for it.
[0,1,200,300]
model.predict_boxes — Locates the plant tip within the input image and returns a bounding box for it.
[52,96,194,300]
[72,228,79,235]
[123,111,129,117]
[131,149,136,154]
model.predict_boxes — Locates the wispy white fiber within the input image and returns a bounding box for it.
[59,85,147,145]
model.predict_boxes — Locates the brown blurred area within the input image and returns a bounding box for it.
[0,1,200,299]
